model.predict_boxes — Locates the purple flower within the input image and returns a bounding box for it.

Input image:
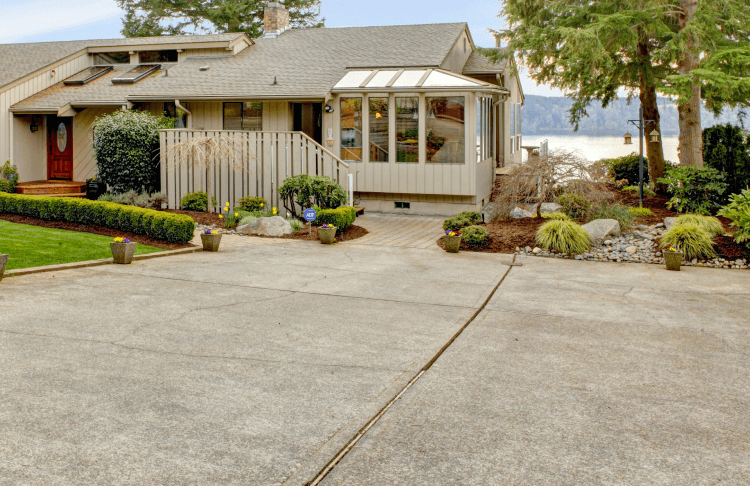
[123,238,131,244]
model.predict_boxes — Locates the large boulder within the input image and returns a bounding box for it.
[237,216,292,237]
[582,219,621,245]
[664,217,677,229]
[510,207,533,219]
[529,202,563,214]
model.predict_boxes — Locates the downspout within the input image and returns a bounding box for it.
[175,100,192,129]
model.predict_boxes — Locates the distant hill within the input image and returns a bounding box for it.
[522,95,745,136]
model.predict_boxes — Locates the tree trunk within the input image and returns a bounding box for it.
[677,0,703,167]
[637,42,666,190]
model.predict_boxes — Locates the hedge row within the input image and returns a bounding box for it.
[0,193,195,243]
[315,206,357,231]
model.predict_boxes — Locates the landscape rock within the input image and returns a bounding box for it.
[237,216,292,237]
[625,246,638,254]
[581,219,621,245]
[510,207,534,219]
[664,217,677,229]
[532,247,542,254]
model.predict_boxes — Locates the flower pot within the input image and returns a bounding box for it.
[0,254,8,281]
[110,242,137,264]
[201,233,222,252]
[663,250,683,271]
[318,227,337,244]
[86,181,106,200]
[444,235,462,253]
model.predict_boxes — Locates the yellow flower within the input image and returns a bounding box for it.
[272,207,277,214]
[225,202,230,206]
[234,213,238,217]
[260,203,264,207]
[219,215,223,219]
[211,230,218,235]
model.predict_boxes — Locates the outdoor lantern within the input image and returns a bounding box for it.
[650,129,660,143]
[623,132,633,145]
[324,104,334,113]
[29,116,39,132]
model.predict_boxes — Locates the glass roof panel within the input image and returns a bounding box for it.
[334,70,373,89]
[422,71,483,87]
[365,70,399,88]
[392,70,427,87]
[112,64,161,84]
[63,66,113,85]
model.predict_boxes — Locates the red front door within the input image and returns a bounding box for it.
[48,116,73,180]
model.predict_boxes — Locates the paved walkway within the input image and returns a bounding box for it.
[3,243,748,485]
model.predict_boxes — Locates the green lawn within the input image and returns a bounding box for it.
[0,220,164,271]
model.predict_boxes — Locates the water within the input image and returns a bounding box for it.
[521,135,680,164]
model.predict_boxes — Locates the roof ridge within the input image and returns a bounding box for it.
[0,32,244,48]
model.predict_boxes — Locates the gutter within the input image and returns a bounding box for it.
[175,100,192,129]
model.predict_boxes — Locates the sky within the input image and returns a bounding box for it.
[0,0,562,96]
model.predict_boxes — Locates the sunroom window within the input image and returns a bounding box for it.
[396,97,419,163]
[369,97,389,162]
[341,98,363,162]
[426,96,464,164]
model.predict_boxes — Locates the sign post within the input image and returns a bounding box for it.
[303,208,317,236]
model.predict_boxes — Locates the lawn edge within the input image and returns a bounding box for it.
[4,246,201,278]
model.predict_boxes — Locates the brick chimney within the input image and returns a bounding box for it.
[264,2,290,38]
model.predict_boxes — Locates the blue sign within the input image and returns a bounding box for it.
[303,208,317,222]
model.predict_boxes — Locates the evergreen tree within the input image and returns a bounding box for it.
[117,0,323,38]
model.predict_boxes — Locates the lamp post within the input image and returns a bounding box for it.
[624,107,659,207]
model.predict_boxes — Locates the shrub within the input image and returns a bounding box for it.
[315,206,357,231]
[223,209,250,229]
[588,203,634,231]
[461,225,489,246]
[718,189,750,247]
[703,124,750,196]
[599,153,649,186]
[288,218,303,234]
[627,207,654,217]
[237,196,267,212]
[0,193,194,243]
[659,223,716,260]
[541,212,570,220]
[674,214,724,237]
[0,161,18,193]
[535,220,591,255]
[557,193,592,220]
[622,185,656,197]
[93,110,174,194]
[180,191,217,211]
[278,175,347,218]
[238,215,258,227]
[657,166,728,214]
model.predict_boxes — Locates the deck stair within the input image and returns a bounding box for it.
[15,180,87,198]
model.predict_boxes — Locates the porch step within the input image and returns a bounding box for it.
[355,207,366,216]
[16,180,87,196]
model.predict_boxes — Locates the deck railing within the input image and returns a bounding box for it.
[159,130,349,211]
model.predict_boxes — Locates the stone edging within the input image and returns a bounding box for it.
[4,247,201,278]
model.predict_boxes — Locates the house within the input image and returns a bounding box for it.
[1,2,524,215]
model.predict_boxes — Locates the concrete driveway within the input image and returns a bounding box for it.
[1,243,748,485]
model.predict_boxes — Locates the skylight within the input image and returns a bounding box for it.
[63,66,113,85]
[332,68,490,91]
[111,64,161,84]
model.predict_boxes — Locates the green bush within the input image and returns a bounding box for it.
[657,166,729,214]
[278,175,347,218]
[180,191,217,211]
[1,161,18,193]
[315,206,357,231]
[541,212,570,220]
[622,185,656,197]
[557,193,592,220]
[703,124,750,196]
[660,223,716,260]
[718,189,750,247]
[93,110,175,193]
[599,153,649,186]
[627,207,654,217]
[461,225,489,246]
[0,193,195,243]
[535,220,592,255]
[443,211,481,232]
[674,214,724,237]
[237,196,267,212]
[588,204,634,231]
[288,218,303,234]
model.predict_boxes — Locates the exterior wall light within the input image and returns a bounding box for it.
[325,104,334,113]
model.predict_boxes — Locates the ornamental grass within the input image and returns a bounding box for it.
[659,223,717,260]
[535,220,591,255]
[674,214,725,237]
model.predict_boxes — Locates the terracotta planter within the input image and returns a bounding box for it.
[110,242,137,264]
[663,250,683,271]
[444,235,462,253]
[318,227,337,244]
[201,233,222,252]
[0,254,8,281]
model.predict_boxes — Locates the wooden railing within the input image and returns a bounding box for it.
[159,130,349,211]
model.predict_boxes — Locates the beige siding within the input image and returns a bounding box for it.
[184,48,228,58]
[440,29,473,74]
[262,101,292,131]
[185,100,290,132]
[72,106,119,181]
[187,101,223,130]
[232,39,251,55]
[12,115,47,181]
[500,70,524,167]
[1,52,91,176]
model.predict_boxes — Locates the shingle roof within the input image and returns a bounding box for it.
[128,23,469,99]
[10,23,469,108]
[462,48,508,74]
[0,33,245,89]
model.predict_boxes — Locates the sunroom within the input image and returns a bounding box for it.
[330,68,509,215]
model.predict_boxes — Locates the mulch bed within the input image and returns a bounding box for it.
[0,214,195,250]
[164,209,224,226]
[278,224,368,242]
[436,218,542,253]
